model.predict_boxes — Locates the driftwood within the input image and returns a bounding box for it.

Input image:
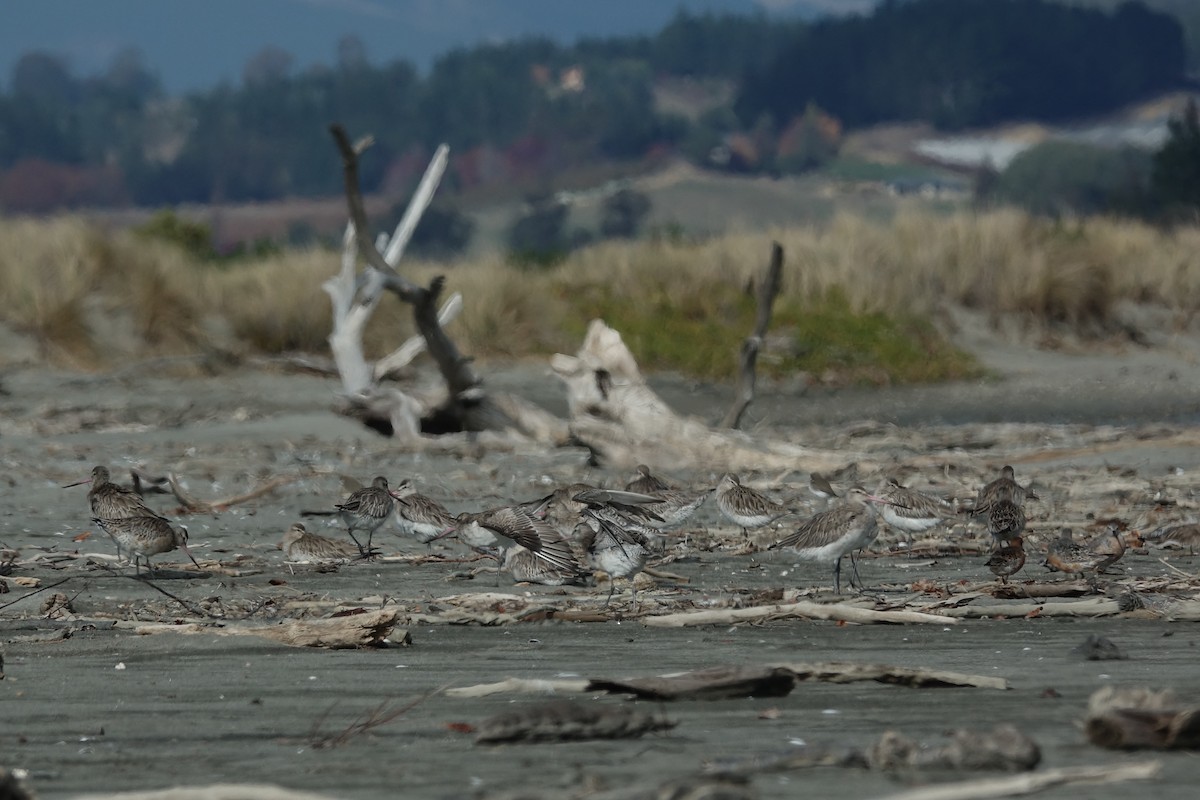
[473,699,675,744]
[328,125,561,443]
[131,468,309,514]
[447,662,1005,699]
[867,725,1040,772]
[552,319,860,470]
[71,786,342,800]
[446,677,590,698]
[1085,687,1200,750]
[641,600,953,627]
[127,609,406,649]
[587,665,797,701]
[777,662,1009,690]
[930,598,1122,619]
[872,761,1160,800]
[708,727,1035,779]
[722,241,784,429]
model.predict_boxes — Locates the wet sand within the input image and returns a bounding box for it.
[3,334,1200,799]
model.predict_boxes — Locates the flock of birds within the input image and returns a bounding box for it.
[63,462,1138,602]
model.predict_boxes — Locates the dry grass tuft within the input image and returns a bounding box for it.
[2,209,1198,380]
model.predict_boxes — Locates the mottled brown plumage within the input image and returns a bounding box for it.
[279,522,358,563]
[986,536,1026,583]
[1043,528,1107,583]
[809,472,840,503]
[65,465,163,522]
[1087,523,1127,573]
[391,479,455,545]
[334,476,394,556]
[640,488,712,530]
[771,486,886,594]
[969,465,1037,516]
[576,514,650,607]
[93,515,193,576]
[448,506,583,576]
[503,545,587,586]
[625,464,672,495]
[987,499,1026,547]
[715,473,791,535]
[877,478,955,534]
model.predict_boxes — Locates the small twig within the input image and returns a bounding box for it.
[722,241,784,430]
[1158,557,1195,580]
[0,576,73,611]
[231,597,276,621]
[138,470,311,515]
[123,572,217,619]
[309,686,444,749]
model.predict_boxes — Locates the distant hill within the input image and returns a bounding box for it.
[0,0,849,93]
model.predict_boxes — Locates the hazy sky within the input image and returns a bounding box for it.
[0,0,872,93]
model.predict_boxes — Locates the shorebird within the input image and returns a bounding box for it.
[986,499,1026,548]
[1043,528,1108,584]
[985,536,1026,584]
[641,487,712,530]
[439,506,584,579]
[65,465,163,522]
[92,515,197,576]
[279,522,358,564]
[715,473,792,536]
[503,545,587,586]
[876,478,955,535]
[391,479,456,545]
[519,482,604,534]
[1087,522,1128,573]
[769,486,888,594]
[1143,522,1200,554]
[334,476,395,557]
[576,516,650,607]
[809,472,840,505]
[625,464,672,495]
[966,465,1037,516]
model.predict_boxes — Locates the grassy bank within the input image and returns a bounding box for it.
[2,209,1198,383]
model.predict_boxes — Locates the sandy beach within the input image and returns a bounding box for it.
[3,322,1200,799]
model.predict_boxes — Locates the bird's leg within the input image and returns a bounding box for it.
[603,580,615,608]
[346,530,367,558]
[849,551,864,588]
[832,557,842,595]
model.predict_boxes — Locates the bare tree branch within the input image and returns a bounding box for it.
[329,123,509,430]
[722,241,784,429]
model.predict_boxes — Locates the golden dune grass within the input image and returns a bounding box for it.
[2,209,1198,376]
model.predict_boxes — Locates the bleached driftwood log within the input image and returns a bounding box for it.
[873,761,1160,800]
[446,662,1006,699]
[326,125,568,445]
[640,600,952,627]
[551,319,857,470]
[127,609,406,649]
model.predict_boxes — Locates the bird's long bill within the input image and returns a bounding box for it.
[431,525,458,541]
[180,543,202,569]
[62,478,93,488]
[865,493,893,505]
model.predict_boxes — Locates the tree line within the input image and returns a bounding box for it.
[0,0,1191,214]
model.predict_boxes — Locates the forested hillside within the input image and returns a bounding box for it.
[0,0,1189,213]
